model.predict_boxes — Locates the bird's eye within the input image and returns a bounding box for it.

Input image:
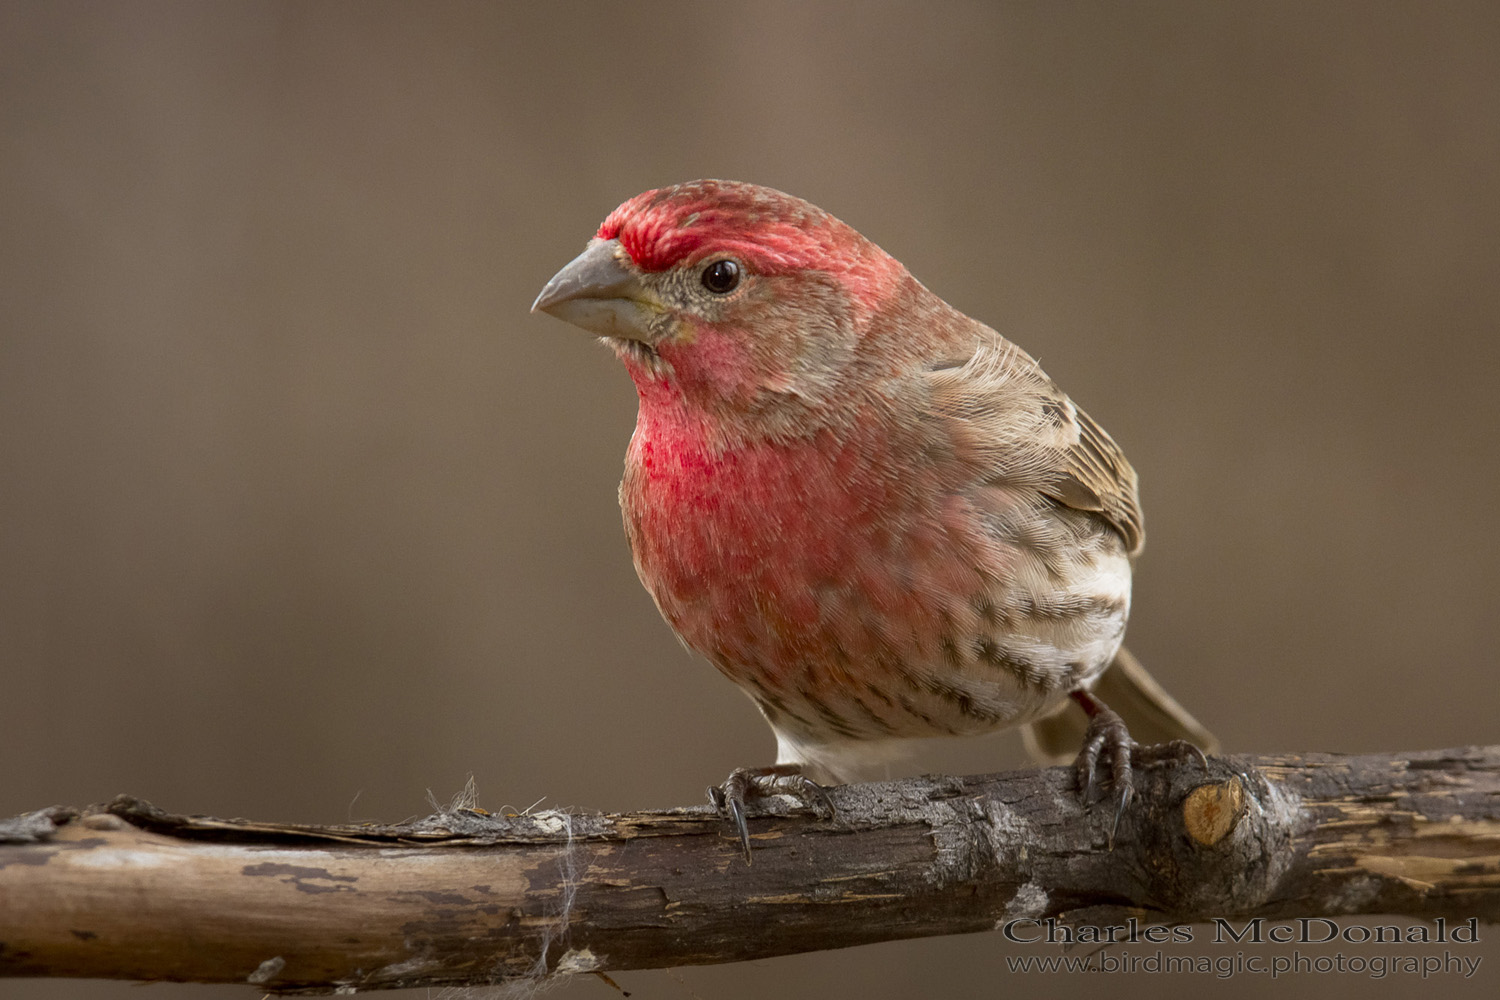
[700,259,740,294]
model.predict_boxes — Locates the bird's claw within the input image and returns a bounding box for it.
[708,765,836,863]
[1071,691,1209,849]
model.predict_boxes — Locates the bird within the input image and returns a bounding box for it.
[532,179,1215,858]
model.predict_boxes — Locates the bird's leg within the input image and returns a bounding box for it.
[1070,689,1208,848]
[707,764,836,863]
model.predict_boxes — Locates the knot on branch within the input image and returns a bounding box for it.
[1128,758,1299,917]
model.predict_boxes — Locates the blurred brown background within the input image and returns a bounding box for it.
[3,2,1497,998]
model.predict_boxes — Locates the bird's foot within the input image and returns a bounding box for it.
[707,764,836,863]
[1070,690,1208,849]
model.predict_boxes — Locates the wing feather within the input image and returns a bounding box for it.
[923,337,1144,555]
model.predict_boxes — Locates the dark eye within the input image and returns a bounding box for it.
[700,259,740,294]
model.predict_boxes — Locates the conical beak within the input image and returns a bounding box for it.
[531,239,663,342]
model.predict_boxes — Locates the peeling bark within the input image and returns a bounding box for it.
[2,747,1497,993]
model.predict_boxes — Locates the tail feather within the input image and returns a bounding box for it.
[1021,646,1218,765]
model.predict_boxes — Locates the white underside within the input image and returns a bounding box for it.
[766,545,1132,786]
[772,727,917,785]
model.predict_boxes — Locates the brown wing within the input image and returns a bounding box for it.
[1045,399,1144,554]
[923,337,1144,555]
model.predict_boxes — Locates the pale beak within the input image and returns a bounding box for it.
[531,239,662,342]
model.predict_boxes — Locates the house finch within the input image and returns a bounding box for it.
[533,180,1215,857]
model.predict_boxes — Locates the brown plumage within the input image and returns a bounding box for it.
[534,180,1215,856]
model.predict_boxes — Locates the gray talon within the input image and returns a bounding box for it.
[711,765,834,863]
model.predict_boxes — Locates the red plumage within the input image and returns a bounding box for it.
[535,180,1215,854]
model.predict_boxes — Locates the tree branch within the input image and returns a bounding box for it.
[3,747,1498,993]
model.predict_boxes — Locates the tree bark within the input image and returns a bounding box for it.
[2,747,1497,993]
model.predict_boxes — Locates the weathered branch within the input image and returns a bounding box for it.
[3,747,1498,993]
